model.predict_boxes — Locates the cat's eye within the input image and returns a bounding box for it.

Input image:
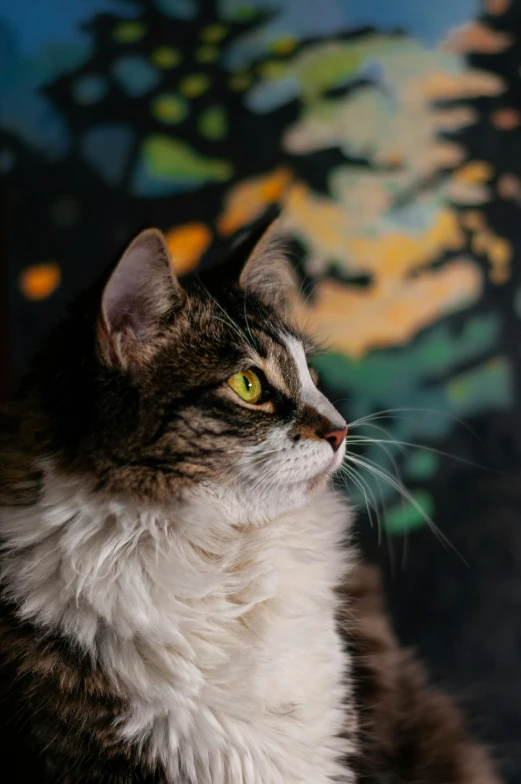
[227,369,262,404]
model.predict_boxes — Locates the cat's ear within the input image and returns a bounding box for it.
[98,228,184,368]
[238,217,298,311]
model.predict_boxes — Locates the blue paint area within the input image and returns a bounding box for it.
[246,76,299,113]
[0,21,81,158]
[154,0,199,19]
[81,125,135,185]
[112,56,160,97]
[73,74,109,105]
[221,0,479,68]
[0,2,137,159]
[0,0,478,159]
[344,0,479,47]
[0,0,137,56]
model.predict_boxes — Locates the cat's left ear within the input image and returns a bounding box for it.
[239,217,298,312]
[98,228,184,368]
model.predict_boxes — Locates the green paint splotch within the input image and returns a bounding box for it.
[384,490,435,536]
[447,357,513,415]
[314,313,502,431]
[198,105,228,140]
[404,450,439,481]
[132,136,233,197]
[152,93,187,124]
[113,21,146,43]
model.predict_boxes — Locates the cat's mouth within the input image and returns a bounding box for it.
[309,448,345,486]
[326,447,345,474]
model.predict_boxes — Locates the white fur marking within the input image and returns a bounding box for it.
[283,336,346,427]
[1,451,355,782]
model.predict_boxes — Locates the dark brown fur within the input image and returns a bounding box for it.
[0,602,171,783]
[341,565,500,784]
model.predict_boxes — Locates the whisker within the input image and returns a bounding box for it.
[345,434,495,473]
[338,464,382,541]
[344,452,467,564]
[344,407,481,443]
[201,284,256,350]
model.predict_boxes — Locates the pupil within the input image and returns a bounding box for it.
[244,376,252,391]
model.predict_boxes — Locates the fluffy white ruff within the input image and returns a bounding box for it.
[0,464,356,783]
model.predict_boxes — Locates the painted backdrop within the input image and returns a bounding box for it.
[2,0,521,779]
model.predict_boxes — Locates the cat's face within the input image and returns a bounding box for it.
[33,222,347,521]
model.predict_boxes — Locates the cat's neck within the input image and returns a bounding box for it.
[1,460,352,657]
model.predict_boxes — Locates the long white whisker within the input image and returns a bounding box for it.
[345,435,494,472]
[339,464,382,541]
[344,453,466,563]
[344,407,480,442]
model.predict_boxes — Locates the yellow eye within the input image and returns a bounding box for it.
[227,369,262,404]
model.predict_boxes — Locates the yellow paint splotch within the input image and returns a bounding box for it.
[285,182,465,277]
[295,261,482,358]
[283,183,482,356]
[453,161,493,184]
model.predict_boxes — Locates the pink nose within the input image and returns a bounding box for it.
[323,426,347,452]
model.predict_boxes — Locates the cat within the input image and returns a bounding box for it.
[0,214,500,783]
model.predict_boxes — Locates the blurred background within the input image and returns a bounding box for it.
[2,0,521,779]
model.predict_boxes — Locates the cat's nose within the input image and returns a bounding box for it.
[322,426,348,452]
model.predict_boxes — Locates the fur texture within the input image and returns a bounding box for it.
[0,221,500,783]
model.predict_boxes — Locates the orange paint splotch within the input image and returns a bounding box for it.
[165,222,212,275]
[217,167,293,235]
[486,0,511,15]
[20,263,61,300]
[497,174,521,201]
[491,108,521,129]
[422,71,503,101]
[469,223,512,283]
[461,210,486,231]
[488,236,512,284]
[443,22,512,54]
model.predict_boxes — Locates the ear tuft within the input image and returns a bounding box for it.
[239,217,298,311]
[99,228,183,368]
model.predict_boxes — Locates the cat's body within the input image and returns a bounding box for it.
[1,460,353,783]
[0,218,500,782]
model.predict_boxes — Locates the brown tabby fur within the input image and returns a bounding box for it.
[0,216,500,782]
[0,563,500,782]
[342,565,500,783]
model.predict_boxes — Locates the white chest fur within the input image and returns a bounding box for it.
[0,468,356,783]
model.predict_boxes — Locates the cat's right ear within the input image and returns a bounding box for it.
[97,228,184,369]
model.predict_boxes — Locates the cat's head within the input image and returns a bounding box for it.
[28,216,347,522]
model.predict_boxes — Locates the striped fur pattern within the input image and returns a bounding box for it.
[0,222,500,782]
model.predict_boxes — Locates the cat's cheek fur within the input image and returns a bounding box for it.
[0,461,356,783]
[228,426,346,524]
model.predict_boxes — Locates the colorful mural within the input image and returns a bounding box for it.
[2,0,521,541]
